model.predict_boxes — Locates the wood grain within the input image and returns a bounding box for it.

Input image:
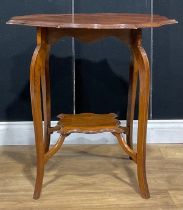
[6,13,177,200]
[7,13,177,29]
[131,29,150,199]
[57,113,124,134]
[126,43,139,150]
[0,144,183,210]
[30,28,50,199]
[56,113,136,162]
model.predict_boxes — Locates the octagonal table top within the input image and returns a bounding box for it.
[7,13,177,29]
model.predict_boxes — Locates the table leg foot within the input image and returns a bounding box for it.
[33,163,44,200]
[137,163,150,199]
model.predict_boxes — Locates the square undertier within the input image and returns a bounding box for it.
[57,113,125,135]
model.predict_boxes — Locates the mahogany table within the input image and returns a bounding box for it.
[7,13,177,199]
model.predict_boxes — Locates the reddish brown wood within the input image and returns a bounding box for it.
[57,113,125,134]
[126,56,138,150]
[40,32,51,153]
[30,28,47,199]
[44,135,66,164]
[47,28,131,45]
[56,113,135,160]
[112,132,137,162]
[7,13,177,29]
[7,13,177,200]
[131,29,150,199]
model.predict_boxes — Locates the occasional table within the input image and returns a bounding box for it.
[7,13,177,199]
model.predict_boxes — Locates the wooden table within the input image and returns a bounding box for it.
[7,13,177,200]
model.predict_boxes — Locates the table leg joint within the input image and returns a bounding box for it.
[48,125,61,134]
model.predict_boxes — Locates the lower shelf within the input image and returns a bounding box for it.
[46,113,136,164]
[57,113,126,135]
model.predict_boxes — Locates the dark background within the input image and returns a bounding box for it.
[0,0,182,121]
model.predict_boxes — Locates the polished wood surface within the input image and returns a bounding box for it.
[126,59,138,150]
[28,27,152,199]
[7,13,177,29]
[57,113,124,134]
[29,28,49,199]
[0,145,183,210]
[56,113,137,163]
[7,13,177,200]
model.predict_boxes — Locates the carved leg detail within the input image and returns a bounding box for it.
[126,58,138,150]
[132,42,150,199]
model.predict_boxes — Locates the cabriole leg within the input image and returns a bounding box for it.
[30,27,49,199]
[131,29,150,199]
